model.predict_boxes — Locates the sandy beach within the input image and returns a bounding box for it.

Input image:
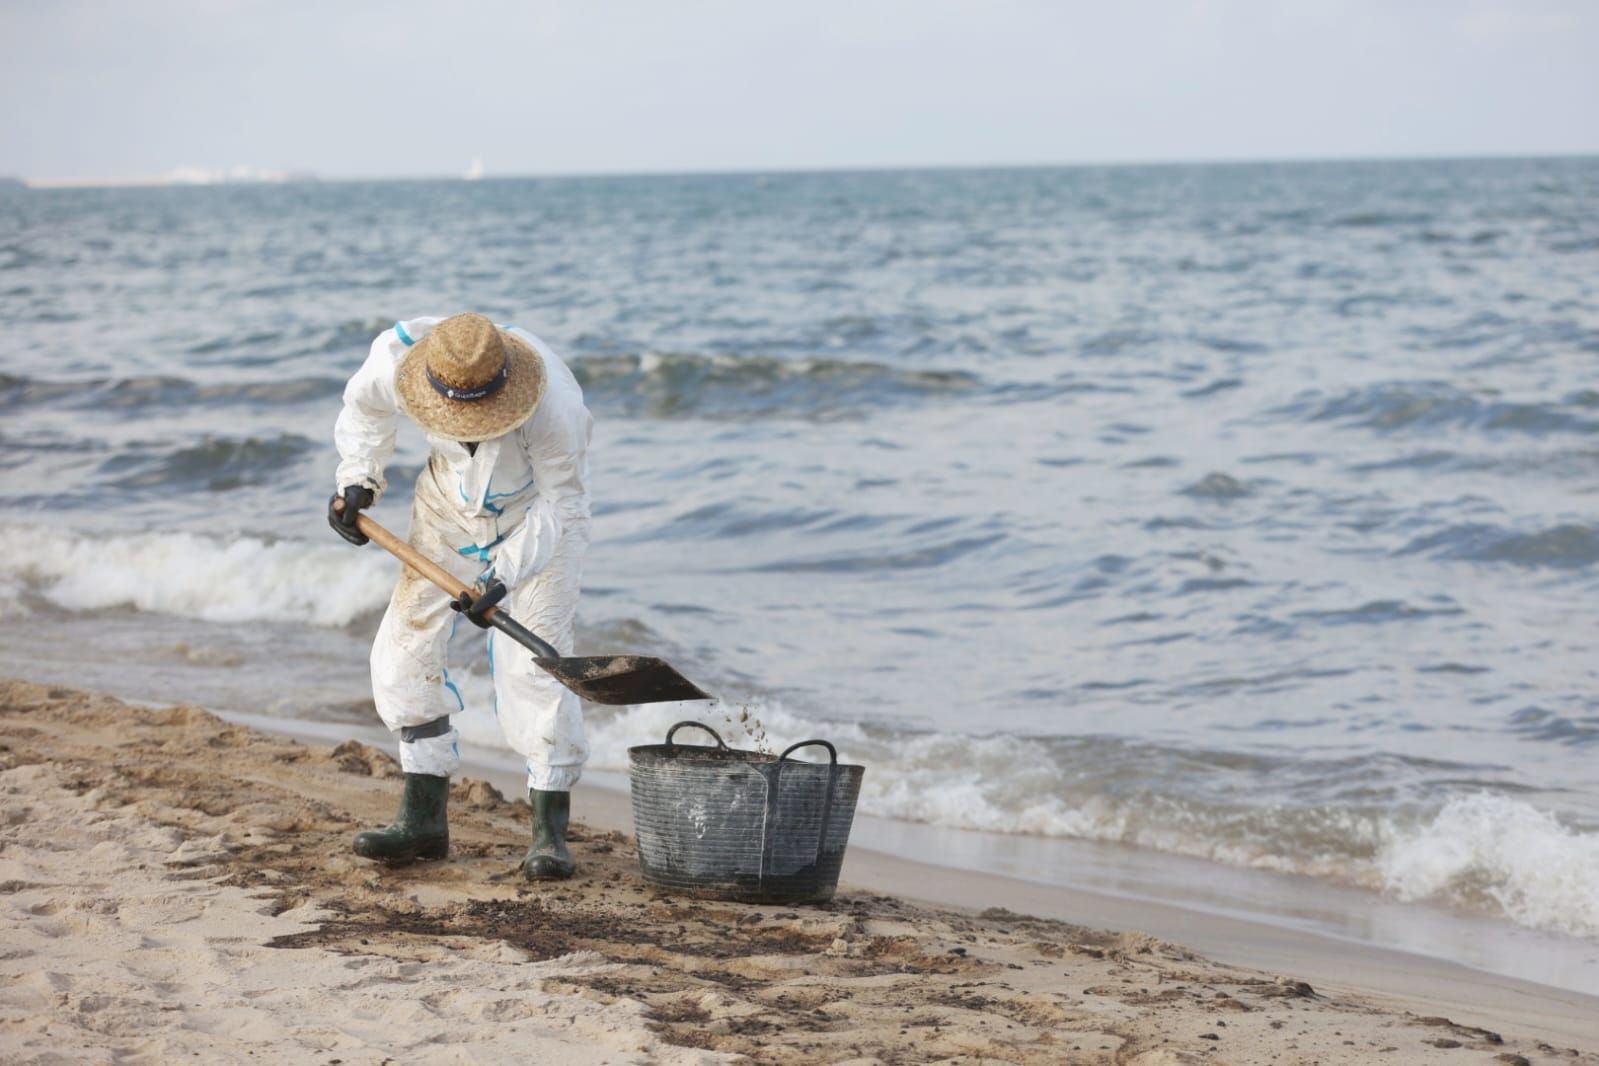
[0,678,1594,1065]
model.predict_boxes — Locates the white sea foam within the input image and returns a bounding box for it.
[1377,793,1599,938]
[0,575,26,619]
[0,524,395,627]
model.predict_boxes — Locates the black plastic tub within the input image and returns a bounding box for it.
[628,721,865,904]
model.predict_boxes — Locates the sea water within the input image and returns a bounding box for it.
[2,160,1597,984]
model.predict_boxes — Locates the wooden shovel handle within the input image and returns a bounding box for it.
[352,512,472,600]
[337,501,560,658]
[334,497,467,599]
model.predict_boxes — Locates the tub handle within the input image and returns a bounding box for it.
[665,721,730,750]
[760,739,842,887]
[778,739,838,764]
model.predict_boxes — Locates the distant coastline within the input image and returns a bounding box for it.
[21,165,318,190]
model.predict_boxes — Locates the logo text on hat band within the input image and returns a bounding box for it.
[426,361,509,402]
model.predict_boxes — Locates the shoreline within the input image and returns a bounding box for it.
[579,777,1599,1044]
[515,775,1599,1049]
[6,607,1598,997]
[2,679,1596,1061]
[216,706,1599,1009]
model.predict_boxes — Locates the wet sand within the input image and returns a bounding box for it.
[1,678,1594,1064]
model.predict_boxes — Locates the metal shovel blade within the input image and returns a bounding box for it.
[535,655,712,706]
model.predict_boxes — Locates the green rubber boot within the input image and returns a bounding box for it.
[521,789,576,881]
[352,773,450,865]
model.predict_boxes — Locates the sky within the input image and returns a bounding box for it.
[2,0,1596,180]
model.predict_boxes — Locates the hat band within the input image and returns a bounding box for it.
[426,360,509,402]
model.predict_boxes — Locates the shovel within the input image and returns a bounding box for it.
[352,511,712,706]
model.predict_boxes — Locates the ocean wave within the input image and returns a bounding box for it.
[312,317,397,355]
[1398,522,1599,569]
[1507,705,1599,747]
[1180,472,1253,499]
[185,329,285,358]
[860,742,1599,938]
[1078,329,1163,358]
[0,524,394,627]
[1292,599,1465,626]
[1377,793,1599,937]
[1277,381,1595,436]
[0,575,25,620]
[1332,210,1434,228]
[745,533,1006,574]
[0,372,343,412]
[570,351,981,419]
[615,501,845,543]
[97,434,317,493]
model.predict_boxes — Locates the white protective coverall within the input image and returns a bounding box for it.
[334,317,593,790]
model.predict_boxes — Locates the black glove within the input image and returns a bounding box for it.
[451,578,507,628]
[327,484,375,546]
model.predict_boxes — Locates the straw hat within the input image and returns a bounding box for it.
[395,314,546,442]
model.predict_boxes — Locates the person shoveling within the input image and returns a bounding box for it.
[329,313,708,880]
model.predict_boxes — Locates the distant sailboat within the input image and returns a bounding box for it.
[463,157,485,181]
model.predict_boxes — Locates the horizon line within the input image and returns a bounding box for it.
[15,148,1599,189]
